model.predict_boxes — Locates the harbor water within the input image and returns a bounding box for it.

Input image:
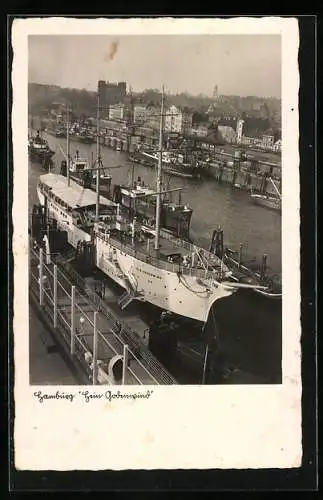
[30,132,282,274]
[28,132,282,383]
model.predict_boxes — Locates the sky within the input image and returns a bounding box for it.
[28,35,281,98]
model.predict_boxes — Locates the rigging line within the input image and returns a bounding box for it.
[178,273,210,296]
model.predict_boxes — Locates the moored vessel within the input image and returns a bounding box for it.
[112,175,193,240]
[250,193,281,212]
[209,228,282,300]
[133,149,202,179]
[28,130,55,165]
[250,177,282,212]
[78,132,96,144]
[34,87,268,324]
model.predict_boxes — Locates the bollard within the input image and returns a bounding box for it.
[93,312,98,385]
[39,248,44,306]
[122,344,129,385]
[53,265,58,328]
[260,254,268,281]
[70,286,76,355]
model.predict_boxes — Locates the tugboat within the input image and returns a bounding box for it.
[209,227,282,300]
[28,130,55,166]
[132,149,202,179]
[250,178,282,213]
[68,150,112,189]
[112,175,193,240]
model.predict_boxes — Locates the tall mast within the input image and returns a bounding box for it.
[95,92,100,222]
[154,85,165,251]
[66,104,70,186]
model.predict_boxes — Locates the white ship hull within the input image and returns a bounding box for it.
[95,236,233,323]
[39,195,234,324]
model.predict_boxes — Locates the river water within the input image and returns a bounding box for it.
[29,132,282,383]
[30,132,282,275]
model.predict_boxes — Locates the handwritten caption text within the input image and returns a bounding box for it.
[33,389,154,404]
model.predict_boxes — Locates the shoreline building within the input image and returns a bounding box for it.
[164,105,193,135]
[236,118,244,144]
[108,103,126,122]
[98,80,127,109]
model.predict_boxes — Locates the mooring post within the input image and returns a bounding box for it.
[39,247,44,306]
[122,344,129,385]
[53,264,58,328]
[238,243,243,270]
[260,253,268,281]
[70,285,76,355]
[93,311,98,385]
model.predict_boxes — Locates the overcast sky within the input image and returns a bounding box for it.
[28,35,281,98]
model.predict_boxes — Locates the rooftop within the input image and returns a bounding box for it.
[39,173,116,210]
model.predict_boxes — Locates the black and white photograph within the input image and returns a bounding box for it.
[27,33,283,386]
[12,17,301,471]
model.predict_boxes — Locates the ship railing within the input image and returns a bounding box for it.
[95,228,228,282]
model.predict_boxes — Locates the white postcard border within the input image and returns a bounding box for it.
[12,17,301,470]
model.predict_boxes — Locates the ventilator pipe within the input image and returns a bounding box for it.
[108,354,124,384]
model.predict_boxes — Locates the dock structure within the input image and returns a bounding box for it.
[29,245,177,385]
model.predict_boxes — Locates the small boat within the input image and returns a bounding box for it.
[28,131,55,165]
[250,193,281,212]
[78,133,96,144]
[135,150,202,179]
[55,128,67,138]
[209,229,282,300]
[165,168,197,179]
[223,247,282,299]
[92,166,112,188]
[69,151,90,174]
[250,178,282,212]
[65,150,112,189]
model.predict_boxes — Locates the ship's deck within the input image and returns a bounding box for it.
[95,221,228,278]
[137,235,190,260]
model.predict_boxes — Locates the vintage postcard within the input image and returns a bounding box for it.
[12,17,301,471]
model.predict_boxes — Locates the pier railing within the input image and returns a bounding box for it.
[29,247,176,385]
[55,258,177,385]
